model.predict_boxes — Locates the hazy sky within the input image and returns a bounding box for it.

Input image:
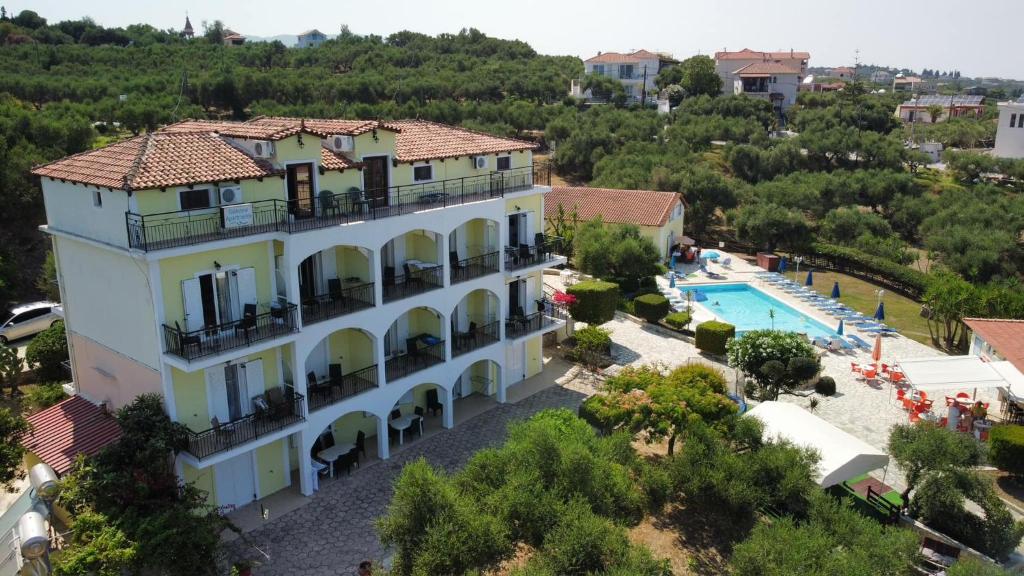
[19,0,1022,78]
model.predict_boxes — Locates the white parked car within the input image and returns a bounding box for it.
[0,302,64,345]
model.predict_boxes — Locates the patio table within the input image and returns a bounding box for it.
[391,414,423,445]
[318,443,355,478]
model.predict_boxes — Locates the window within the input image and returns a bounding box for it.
[413,164,433,182]
[496,156,511,171]
[92,190,102,208]
[592,64,604,76]
[14,308,49,324]
[179,188,212,210]
[619,64,634,79]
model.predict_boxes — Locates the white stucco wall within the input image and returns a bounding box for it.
[41,179,132,248]
[994,102,1024,159]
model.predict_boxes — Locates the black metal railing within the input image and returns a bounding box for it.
[385,340,445,382]
[452,320,500,356]
[162,303,298,361]
[504,236,565,271]
[450,251,499,284]
[308,364,378,412]
[126,165,551,251]
[505,302,567,339]
[301,281,374,325]
[382,265,444,303]
[185,390,304,460]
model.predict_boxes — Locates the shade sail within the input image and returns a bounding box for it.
[745,401,889,487]
[896,356,1019,392]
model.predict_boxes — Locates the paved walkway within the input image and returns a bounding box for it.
[226,382,589,574]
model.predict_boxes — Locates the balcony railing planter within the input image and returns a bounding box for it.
[185,389,305,460]
[452,320,500,357]
[505,302,567,340]
[126,165,551,251]
[382,266,443,303]
[385,340,445,382]
[308,364,378,412]
[504,236,565,271]
[163,303,298,361]
[301,281,375,325]
[450,251,499,284]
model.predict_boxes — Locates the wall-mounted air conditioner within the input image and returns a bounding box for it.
[219,186,242,204]
[471,156,488,169]
[329,134,354,153]
[252,140,275,158]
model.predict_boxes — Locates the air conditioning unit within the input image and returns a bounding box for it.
[471,156,488,170]
[219,186,242,204]
[252,140,275,158]
[329,134,354,153]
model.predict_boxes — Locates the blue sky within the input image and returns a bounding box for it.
[18,0,1021,78]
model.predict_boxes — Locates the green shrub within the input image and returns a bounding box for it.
[664,311,692,331]
[632,294,670,323]
[539,502,632,576]
[26,382,68,411]
[814,376,836,396]
[695,321,735,355]
[566,280,620,325]
[811,242,930,297]
[989,425,1024,478]
[575,326,612,355]
[25,320,68,382]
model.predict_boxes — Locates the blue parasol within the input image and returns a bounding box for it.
[684,289,708,302]
[874,302,886,321]
[831,281,841,299]
[837,318,844,336]
[670,255,677,270]
[669,274,676,288]
[778,256,788,273]
[805,270,814,286]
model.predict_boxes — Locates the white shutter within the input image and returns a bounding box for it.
[523,212,536,245]
[486,221,497,252]
[182,278,204,332]
[524,276,536,312]
[236,267,258,309]
[206,366,229,423]
[243,359,264,399]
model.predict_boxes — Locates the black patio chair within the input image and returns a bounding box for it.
[426,389,443,416]
[406,337,422,366]
[174,321,201,355]
[328,278,344,302]
[234,303,258,343]
[318,190,340,219]
[412,406,425,438]
[403,263,424,290]
[355,430,366,460]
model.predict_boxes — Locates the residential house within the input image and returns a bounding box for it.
[571,49,676,105]
[896,94,985,123]
[714,49,809,92]
[223,30,245,46]
[544,186,685,260]
[828,66,856,80]
[994,97,1024,159]
[33,117,566,511]
[870,70,892,84]
[732,62,802,114]
[297,29,327,48]
[964,318,1024,373]
[892,75,922,93]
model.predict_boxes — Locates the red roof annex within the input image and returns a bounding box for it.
[22,395,122,475]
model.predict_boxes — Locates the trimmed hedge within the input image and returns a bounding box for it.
[567,280,620,325]
[989,425,1024,478]
[664,311,692,331]
[695,321,735,355]
[575,326,612,355]
[814,376,836,396]
[808,242,930,298]
[25,320,68,382]
[633,294,670,323]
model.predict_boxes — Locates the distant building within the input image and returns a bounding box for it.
[297,29,327,48]
[731,62,802,114]
[994,97,1024,159]
[800,80,845,93]
[828,66,855,80]
[714,49,809,93]
[181,15,194,39]
[223,29,245,46]
[870,70,892,84]
[897,95,985,123]
[570,49,677,105]
[892,75,923,93]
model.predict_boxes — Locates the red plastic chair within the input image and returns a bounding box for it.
[863,368,878,380]
[889,371,905,385]
[851,362,862,373]
[909,412,921,424]
[956,392,970,400]
[881,363,890,374]
[901,398,917,412]
[896,389,906,401]
[945,396,955,407]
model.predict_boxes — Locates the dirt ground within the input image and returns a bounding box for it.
[981,469,1024,512]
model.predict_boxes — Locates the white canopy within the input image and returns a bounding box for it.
[895,356,1019,392]
[745,401,889,487]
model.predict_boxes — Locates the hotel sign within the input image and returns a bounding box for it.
[222,203,254,229]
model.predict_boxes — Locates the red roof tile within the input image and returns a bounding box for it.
[320,146,362,170]
[715,48,810,61]
[735,62,802,76]
[389,120,537,163]
[963,318,1024,373]
[545,186,682,227]
[585,49,669,64]
[22,395,122,475]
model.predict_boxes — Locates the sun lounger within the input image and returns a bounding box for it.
[847,334,872,351]
[830,337,855,352]
[812,336,831,350]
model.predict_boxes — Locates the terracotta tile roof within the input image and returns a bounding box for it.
[585,49,669,64]
[735,62,802,76]
[715,48,810,61]
[32,132,279,190]
[389,120,537,163]
[963,318,1024,373]
[545,186,682,227]
[161,119,300,140]
[320,146,362,170]
[22,395,122,475]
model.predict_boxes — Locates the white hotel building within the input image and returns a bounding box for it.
[33,118,566,510]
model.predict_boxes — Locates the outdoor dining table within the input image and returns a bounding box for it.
[391,414,423,445]
[318,442,355,478]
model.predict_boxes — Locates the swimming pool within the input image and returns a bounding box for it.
[681,283,838,339]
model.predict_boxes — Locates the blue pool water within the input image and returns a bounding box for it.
[682,283,838,339]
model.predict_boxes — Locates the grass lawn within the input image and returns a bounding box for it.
[783,268,935,348]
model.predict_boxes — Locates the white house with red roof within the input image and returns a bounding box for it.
[571,49,676,105]
[714,49,809,91]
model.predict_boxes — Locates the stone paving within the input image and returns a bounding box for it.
[226,383,589,575]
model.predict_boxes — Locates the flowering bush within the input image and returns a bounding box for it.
[726,330,819,399]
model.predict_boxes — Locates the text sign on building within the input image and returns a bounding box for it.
[222,203,254,228]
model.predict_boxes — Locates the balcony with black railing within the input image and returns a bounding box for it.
[385,339,445,382]
[301,281,375,325]
[452,320,500,357]
[505,302,567,340]
[382,265,444,304]
[184,388,304,460]
[126,165,551,252]
[450,251,499,284]
[504,236,566,271]
[307,364,378,412]
[162,303,298,361]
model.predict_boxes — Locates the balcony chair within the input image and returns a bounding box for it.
[388,423,401,447]
[383,266,396,287]
[307,371,327,401]
[518,243,533,266]
[328,279,345,304]
[210,416,234,446]
[347,186,370,215]
[403,263,425,290]
[266,386,291,419]
[449,250,465,277]
[234,303,258,343]
[355,430,366,461]
[426,389,443,416]
[535,233,548,260]
[318,189,340,219]
[458,322,478,347]
[329,363,344,396]
[412,406,425,438]
[333,447,359,476]
[174,321,202,355]
[406,337,423,367]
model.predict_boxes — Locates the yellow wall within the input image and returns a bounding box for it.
[329,329,374,372]
[506,192,543,217]
[525,335,543,378]
[160,241,274,324]
[184,462,217,506]
[404,232,437,263]
[172,349,281,431]
[329,410,378,445]
[335,246,370,280]
[256,439,287,498]
[135,176,286,215]
[408,308,440,337]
